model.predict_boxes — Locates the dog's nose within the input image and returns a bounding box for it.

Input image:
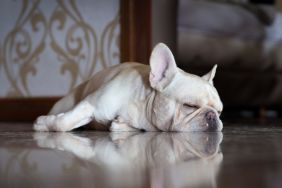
[205,111,218,131]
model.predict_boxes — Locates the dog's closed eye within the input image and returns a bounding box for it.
[182,104,199,115]
[184,104,221,116]
[183,104,198,108]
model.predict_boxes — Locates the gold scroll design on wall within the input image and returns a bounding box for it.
[2,0,120,97]
[3,0,47,96]
[100,11,120,72]
[49,0,98,89]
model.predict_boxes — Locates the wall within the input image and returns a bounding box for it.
[0,0,120,98]
[151,0,176,53]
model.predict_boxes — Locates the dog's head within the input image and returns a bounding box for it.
[149,43,223,131]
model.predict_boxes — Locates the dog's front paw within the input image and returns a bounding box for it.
[33,115,56,131]
[110,117,138,132]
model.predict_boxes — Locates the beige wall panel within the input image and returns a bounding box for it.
[0,0,120,97]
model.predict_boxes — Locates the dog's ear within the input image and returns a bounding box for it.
[149,43,177,90]
[202,65,217,85]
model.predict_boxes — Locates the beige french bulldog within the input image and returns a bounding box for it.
[34,43,223,132]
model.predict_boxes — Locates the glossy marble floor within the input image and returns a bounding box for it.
[1,123,282,188]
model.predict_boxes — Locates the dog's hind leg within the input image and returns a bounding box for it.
[48,82,87,115]
[34,100,94,132]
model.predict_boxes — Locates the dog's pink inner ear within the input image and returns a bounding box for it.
[149,43,177,88]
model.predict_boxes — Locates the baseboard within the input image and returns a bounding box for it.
[0,97,61,122]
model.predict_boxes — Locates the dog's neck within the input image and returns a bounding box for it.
[145,90,175,131]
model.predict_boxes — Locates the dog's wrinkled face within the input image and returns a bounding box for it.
[149,43,223,131]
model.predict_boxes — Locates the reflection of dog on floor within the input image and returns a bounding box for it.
[34,43,223,132]
[34,132,223,188]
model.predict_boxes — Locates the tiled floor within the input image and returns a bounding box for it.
[1,122,282,188]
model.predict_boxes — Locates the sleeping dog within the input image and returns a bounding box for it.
[34,43,223,132]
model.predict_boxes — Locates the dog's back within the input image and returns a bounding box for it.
[49,63,149,115]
